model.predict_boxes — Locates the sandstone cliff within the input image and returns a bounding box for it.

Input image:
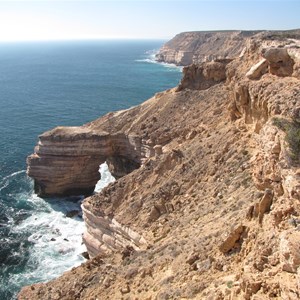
[156,29,300,66]
[20,32,300,299]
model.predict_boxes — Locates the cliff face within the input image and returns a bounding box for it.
[156,29,300,66]
[20,32,300,299]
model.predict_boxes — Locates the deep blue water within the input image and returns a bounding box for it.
[0,40,181,299]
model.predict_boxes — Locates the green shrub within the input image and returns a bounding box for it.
[286,125,300,161]
[272,117,290,131]
[272,117,300,162]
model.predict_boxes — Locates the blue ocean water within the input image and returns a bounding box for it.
[0,40,181,299]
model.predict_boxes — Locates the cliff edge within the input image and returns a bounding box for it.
[20,31,300,299]
[155,29,300,66]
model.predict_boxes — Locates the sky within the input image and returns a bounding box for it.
[0,0,299,41]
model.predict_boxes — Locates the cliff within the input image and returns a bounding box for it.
[20,32,300,299]
[155,29,300,66]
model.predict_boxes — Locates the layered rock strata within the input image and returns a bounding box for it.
[20,32,300,299]
[82,200,148,258]
[156,29,300,66]
[27,126,149,197]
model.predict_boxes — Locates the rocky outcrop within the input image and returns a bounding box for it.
[20,31,300,300]
[228,37,300,132]
[280,231,300,273]
[219,225,247,254]
[27,127,144,197]
[177,60,229,91]
[82,201,147,258]
[156,29,300,66]
[262,48,295,77]
[245,59,268,80]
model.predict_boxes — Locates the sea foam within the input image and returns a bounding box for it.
[95,162,115,192]
[4,163,114,297]
[135,49,183,72]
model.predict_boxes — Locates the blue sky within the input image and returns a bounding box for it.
[0,0,299,41]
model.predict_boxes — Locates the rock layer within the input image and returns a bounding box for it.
[82,201,147,258]
[156,29,300,66]
[27,127,146,197]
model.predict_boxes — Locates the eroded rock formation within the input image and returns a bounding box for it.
[156,29,300,66]
[20,31,300,300]
[82,200,147,258]
[27,123,149,197]
[177,60,229,91]
[155,30,259,65]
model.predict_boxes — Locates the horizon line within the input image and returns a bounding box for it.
[1,27,299,43]
[0,37,171,43]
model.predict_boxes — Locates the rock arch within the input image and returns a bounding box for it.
[27,126,147,197]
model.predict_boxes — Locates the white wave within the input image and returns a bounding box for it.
[10,193,86,284]
[0,170,26,191]
[135,58,156,63]
[0,181,9,192]
[9,162,115,287]
[6,163,115,289]
[135,50,183,72]
[1,170,26,182]
[94,162,115,192]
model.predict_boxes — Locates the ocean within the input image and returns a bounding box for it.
[0,40,182,299]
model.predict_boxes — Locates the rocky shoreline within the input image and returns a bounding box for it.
[20,30,300,299]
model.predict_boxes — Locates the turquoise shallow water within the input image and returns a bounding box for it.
[0,40,181,299]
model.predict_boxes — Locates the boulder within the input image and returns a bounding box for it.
[262,47,294,77]
[280,231,300,273]
[219,225,247,254]
[246,59,268,80]
[177,61,226,91]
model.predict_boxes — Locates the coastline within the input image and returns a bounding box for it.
[0,40,182,300]
[19,30,300,299]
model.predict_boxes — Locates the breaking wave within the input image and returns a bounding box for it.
[135,49,183,72]
[0,164,114,299]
